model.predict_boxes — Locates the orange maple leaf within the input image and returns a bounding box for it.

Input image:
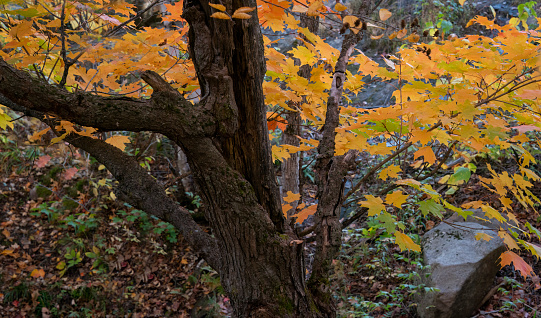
[499,251,534,278]
[30,268,45,278]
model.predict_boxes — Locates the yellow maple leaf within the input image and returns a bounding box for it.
[414,146,436,164]
[394,232,421,252]
[0,109,13,130]
[378,164,401,180]
[292,204,317,224]
[105,135,130,151]
[282,203,293,217]
[29,128,51,142]
[385,190,409,208]
[283,191,300,203]
[498,230,520,250]
[360,195,385,216]
[525,242,541,260]
[307,0,324,16]
[475,232,493,242]
[482,205,506,223]
[290,46,316,66]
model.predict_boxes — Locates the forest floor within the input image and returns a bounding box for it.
[1,122,541,318]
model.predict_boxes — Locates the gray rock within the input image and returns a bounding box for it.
[416,218,505,318]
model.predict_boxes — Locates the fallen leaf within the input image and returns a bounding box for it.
[35,155,51,168]
[30,268,45,278]
[63,167,78,181]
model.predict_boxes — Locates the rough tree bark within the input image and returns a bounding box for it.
[0,0,362,316]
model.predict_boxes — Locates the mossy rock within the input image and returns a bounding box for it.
[65,185,79,198]
[62,198,79,211]
[75,179,88,192]
[35,186,52,198]
[39,166,63,185]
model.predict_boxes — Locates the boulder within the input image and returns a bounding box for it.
[416,211,506,318]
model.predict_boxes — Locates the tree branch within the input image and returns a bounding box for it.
[340,140,458,229]
[0,59,237,139]
[307,30,362,314]
[65,133,221,269]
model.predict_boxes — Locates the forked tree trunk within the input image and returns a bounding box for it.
[180,0,331,316]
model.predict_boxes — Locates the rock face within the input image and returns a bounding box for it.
[416,211,506,318]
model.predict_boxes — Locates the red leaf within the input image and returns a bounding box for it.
[63,167,78,181]
[35,155,51,168]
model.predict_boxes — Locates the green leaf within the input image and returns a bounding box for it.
[447,167,471,185]
[419,199,445,218]
[2,8,40,18]
[377,212,397,234]
[526,222,541,237]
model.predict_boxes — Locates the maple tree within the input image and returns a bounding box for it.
[0,0,541,316]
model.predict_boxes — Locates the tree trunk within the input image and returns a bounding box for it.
[281,14,320,216]
[180,0,331,316]
[282,110,301,215]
